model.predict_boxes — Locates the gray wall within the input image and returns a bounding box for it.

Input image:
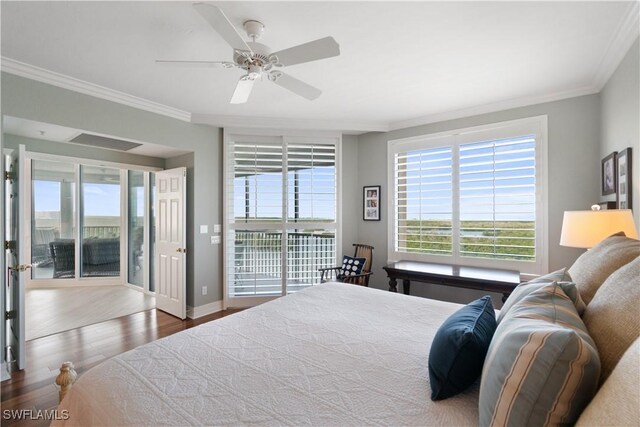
[355,94,601,307]
[1,72,221,309]
[341,135,359,256]
[600,37,640,231]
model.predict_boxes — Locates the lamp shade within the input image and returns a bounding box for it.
[560,209,638,249]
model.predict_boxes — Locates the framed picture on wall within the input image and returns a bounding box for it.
[363,185,381,221]
[616,148,632,210]
[601,152,617,196]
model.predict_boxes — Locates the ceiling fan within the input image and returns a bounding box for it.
[157,2,340,104]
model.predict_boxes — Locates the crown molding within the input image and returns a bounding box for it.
[387,85,599,132]
[1,57,192,122]
[191,113,388,134]
[592,1,640,90]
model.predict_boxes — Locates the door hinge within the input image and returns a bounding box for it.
[5,310,16,320]
[4,241,15,251]
[4,171,14,181]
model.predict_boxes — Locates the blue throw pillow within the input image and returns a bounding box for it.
[428,296,497,400]
[340,255,366,277]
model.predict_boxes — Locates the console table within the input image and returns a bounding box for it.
[383,260,521,303]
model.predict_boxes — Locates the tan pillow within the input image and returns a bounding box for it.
[568,233,640,304]
[583,256,640,383]
[576,337,640,426]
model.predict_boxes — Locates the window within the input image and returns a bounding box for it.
[27,153,159,290]
[225,132,340,304]
[389,117,547,275]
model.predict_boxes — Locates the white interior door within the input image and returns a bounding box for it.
[154,167,186,319]
[5,145,27,370]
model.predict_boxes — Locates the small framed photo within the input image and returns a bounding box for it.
[601,152,617,196]
[363,185,381,221]
[616,148,632,210]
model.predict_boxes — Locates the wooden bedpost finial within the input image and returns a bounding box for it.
[55,361,77,403]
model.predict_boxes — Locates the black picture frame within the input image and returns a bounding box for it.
[616,147,633,210]
[363,185,381,221]
[601,152,617,196]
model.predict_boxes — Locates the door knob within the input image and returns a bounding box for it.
[9,264,32,272]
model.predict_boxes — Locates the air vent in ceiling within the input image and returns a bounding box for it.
[69,133,142,151]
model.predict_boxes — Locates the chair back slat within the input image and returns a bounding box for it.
[352,243,374,286]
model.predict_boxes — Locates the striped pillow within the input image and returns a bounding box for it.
[497,269,586,324]
[480,282,600,427]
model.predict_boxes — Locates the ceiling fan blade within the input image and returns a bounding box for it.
[193,3,252,53]
[230,77,255,104]
[156,60,237,68]
[271,72,321,100]
[271,36,340,67]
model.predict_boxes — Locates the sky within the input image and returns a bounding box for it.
[34,181,144,217]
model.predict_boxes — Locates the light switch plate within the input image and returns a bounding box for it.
[202,286,207,296]
[200,225,208,234]
[213,224,221,233]
[211,235,221,245]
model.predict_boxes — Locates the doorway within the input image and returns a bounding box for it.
[24,152,160,340]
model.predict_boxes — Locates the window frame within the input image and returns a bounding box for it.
[387,116,548,276]
[222,128,342,309]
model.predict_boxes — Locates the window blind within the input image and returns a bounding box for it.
[459,136,536,261]
[394,147,453,255]
[226,136,339,301]
[389,118,545,273]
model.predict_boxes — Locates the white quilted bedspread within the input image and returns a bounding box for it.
[54,283,480,426]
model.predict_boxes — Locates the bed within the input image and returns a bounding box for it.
[54,283,480,426]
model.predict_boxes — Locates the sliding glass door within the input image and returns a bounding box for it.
[127,170,145,287]
[27,153,159,292]
[31,160,76,279]
[80,165,121,278]
[224,133,340,307]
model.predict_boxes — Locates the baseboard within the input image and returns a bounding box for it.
[186,300,223,319]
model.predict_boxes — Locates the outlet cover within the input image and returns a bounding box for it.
[211,235,221,245]
[201,286,207,296]
[213,224,221,233]
[200,225,208,234]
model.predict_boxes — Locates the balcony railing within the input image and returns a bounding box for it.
[232,230,335,296]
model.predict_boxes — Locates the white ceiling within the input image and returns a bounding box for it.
[1,1,637,133]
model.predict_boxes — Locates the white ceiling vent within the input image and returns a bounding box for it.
[69,133,142,151]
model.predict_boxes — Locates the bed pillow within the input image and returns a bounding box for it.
[339,255,366,277]
[497,268,586,324]
[567,232,640,304]
[582,256,640,384]
[479,283,600,427]
[428,296,497,401]
[576,337,640,426]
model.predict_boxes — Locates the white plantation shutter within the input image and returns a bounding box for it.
[389,117,547,275]
[459,136,536,261]
[394,147,453,255]
[224,133,339,304]
[232,142,283,223]
[287,144,336,222]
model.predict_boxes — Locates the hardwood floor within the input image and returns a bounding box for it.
[26,286,155,340]
[1,308,242,427]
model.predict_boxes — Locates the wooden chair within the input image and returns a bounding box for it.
[319,243,374,286]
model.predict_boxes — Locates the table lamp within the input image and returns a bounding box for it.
[560,207,638,249]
